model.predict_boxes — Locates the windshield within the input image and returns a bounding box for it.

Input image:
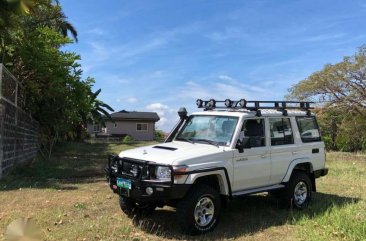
[176,115,239,146]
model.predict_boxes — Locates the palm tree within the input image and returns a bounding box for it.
[5,0,36,14]
[27,1,78,42]
[0,0,37,62]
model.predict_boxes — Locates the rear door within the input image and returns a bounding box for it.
[269,117,298,184]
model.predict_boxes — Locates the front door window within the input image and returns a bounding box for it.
[239,118,266,148]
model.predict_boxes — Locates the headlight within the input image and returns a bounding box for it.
[155,166,171,181]
[111,160,118,173]
[130,164,139,177]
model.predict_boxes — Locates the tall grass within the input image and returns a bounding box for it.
[0,145,365,241]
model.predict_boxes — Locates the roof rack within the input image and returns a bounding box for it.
[196,99,313,116]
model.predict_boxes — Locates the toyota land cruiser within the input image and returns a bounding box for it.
[105,99,328,234]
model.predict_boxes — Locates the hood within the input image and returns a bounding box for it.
[118,141,226,165]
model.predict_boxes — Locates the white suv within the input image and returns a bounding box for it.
[106,99,328,235]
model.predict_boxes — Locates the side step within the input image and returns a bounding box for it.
[232,184,285,197]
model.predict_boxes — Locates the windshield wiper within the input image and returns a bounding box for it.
[194,139,219,147]
[176,137,195,144]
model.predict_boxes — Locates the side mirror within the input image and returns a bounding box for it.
[236,140,244,153]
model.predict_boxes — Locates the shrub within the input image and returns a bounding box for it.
[154,130,165,142]
[122,135,134,144]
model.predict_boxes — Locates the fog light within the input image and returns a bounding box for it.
[146,187,154,195]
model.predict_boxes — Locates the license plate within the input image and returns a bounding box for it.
[116,177,132,190]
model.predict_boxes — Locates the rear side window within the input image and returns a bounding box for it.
[269,118,294,146]
[296,117,321,142]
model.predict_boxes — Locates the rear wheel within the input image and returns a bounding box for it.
[282,171,312,209]
[176,184,221,235]
[119,197,156,217]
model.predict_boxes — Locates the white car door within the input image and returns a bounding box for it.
[232,118,271,191]
[269,117,299,184]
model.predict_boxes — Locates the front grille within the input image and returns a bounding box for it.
[107,155,174,185]
[111,157,146,179]
[120,160,142,177]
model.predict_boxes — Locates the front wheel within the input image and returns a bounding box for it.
[119,197,156,217]
[176,184,221,235]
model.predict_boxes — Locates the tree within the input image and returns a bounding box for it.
[1,0,112,158]
[0,0,37,62]
[75,85,114,141]
[288,47,366,151]
[154,130,165,142]
[1,0,77,64]
[288,46,366,117]
[4,0,36,14]
[23,1,78,42]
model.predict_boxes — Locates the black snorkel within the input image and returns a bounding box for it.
[164,107,188,143]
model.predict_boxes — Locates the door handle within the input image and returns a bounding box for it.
[292,151,298,155]
[260,154,266,158]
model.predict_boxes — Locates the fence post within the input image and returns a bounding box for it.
[0,64,3,178]
[0,104,4,179]
[0,64,3,96]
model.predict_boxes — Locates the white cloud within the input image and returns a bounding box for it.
[89,41,109,61]
[146,103,169,113]
[176,75,272,102]
[301,33,345,43]
[85,28,105,36]
[99,74,130,84]
[205,27,249,42]
[218,74,235,82]
[145,103,177,130]
[127,97,138,103]
[80,22,203,70]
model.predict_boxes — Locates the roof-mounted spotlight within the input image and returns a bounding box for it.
[196,99,203,108]
[239,99,247,108]
[206,99,216,108]
[224,99,233,107]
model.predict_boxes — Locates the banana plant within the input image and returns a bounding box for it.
[87,88,114,127]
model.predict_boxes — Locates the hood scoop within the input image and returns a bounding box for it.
[152,146,178,151]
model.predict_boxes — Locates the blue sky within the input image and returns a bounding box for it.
[61,0,366,131]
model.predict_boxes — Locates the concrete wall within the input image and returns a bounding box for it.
[87,120,156,141]
[0,100,39,178]
[0,64,39,178]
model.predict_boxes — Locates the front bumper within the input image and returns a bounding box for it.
[105,155,191,202]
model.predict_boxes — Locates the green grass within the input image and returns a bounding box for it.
[0,144,365,241]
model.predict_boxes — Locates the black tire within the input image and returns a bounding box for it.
[119,196,156,217]
[176,184,221,235]
[282,171,312,209]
